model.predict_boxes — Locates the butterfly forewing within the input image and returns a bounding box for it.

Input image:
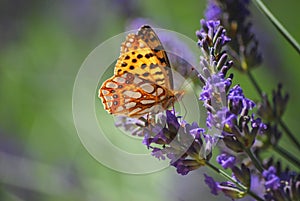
[115,25,173,89]
[138,25,173,89]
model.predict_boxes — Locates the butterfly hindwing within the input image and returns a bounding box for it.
[99,73,170,117]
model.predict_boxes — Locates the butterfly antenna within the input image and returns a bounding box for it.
[179,96,188,120]
[173,67,203,120]
[173,66,202,94]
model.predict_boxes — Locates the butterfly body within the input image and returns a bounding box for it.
[99,25,183,118]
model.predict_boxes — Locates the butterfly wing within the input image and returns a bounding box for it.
[99,73,171,117]
[114,25,173,90]
[138,25,173,89]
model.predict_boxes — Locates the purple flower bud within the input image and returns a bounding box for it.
[204,174,220,195]
[250,114,267,135]
[190,127,205,139]
[262,166,280,190]
[216,153,236,169]
[228,85,255,116]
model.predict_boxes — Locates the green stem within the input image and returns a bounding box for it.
[244,148,264,173]
[205,161,264,201]
[273,145,300,169]
[249,1,300,151]
[278,119,300,153]
[246,71,263,98]
[206,161,246,189]
[252,0,300,54]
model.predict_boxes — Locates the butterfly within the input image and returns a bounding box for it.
[98,25,183,118]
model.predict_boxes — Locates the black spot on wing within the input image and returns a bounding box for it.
[155,78,165,83]
[158,57,166,64]
[150,36,156,42]
[154,71,163,75]
[143,72,150,77]
[150,63,157,69]
[141,63,147,69]
[154,45,163,51]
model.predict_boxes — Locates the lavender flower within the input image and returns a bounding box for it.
[257,84,289,121]
[216,153,236,169]
[261,161,300,201]
[116,110,212,175]
[195,18,271,200]
[204,174,219,195]
[204,172,248,199]
[254,83,294,160]
[227,85,255,116]
[113,1,299,200]
[204,0,262,71]
[196,19,267,154]
[263,166,280,190]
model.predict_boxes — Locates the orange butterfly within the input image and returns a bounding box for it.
[98,25,183,118]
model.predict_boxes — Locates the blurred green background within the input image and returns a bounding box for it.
[0,0,299,200]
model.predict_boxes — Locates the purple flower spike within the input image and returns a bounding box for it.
[204,0,261,71]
